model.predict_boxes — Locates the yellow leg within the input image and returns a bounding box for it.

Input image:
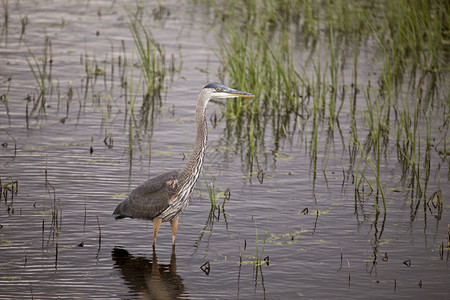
[170,216,179,245]
[152,218,162,246]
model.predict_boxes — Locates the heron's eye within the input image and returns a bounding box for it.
[215,87,221,92]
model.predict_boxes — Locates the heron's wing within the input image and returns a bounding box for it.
[113,170,181,220]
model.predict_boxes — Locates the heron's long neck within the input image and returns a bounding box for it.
[181,96,208,185]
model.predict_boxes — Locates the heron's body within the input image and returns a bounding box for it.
[113,83,254,246]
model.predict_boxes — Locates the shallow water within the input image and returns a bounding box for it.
[1,1,449,299]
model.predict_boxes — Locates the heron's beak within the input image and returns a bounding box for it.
[216,87,255,99]
[226,87,254,97]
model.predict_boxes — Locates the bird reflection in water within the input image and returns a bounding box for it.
[112,246,186,299]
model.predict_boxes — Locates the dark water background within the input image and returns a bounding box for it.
[1,1,449,299]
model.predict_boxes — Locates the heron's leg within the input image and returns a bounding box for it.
[152,218,162,246]
[170,216,179,245]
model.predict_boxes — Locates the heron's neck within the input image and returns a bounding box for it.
[181,95,208,184]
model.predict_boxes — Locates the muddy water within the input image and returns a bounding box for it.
[1,1,449,299]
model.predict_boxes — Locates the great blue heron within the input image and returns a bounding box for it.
[113,83,254,246]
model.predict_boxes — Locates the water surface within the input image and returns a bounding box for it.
[0,1,449,299]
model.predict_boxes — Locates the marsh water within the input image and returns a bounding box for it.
[1,1,449,299]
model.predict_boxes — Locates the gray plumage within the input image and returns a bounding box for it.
[113,170,180,221]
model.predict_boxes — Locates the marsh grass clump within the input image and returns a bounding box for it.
[121,3,184,155]
[202,162,231,211]
[0,77,11,119]
[217,22,301,118]
[202,168,217,208]
[369,0,449,87]
[214,3,304,176]
[213,0,449,214]
[127,8,166,98]
[351,137,386,213]
[253,218,269,267]
[26,36,53,116]
[0,177,19,203]
[1,0,9,34]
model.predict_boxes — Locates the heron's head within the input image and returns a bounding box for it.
[203,82,254,100]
